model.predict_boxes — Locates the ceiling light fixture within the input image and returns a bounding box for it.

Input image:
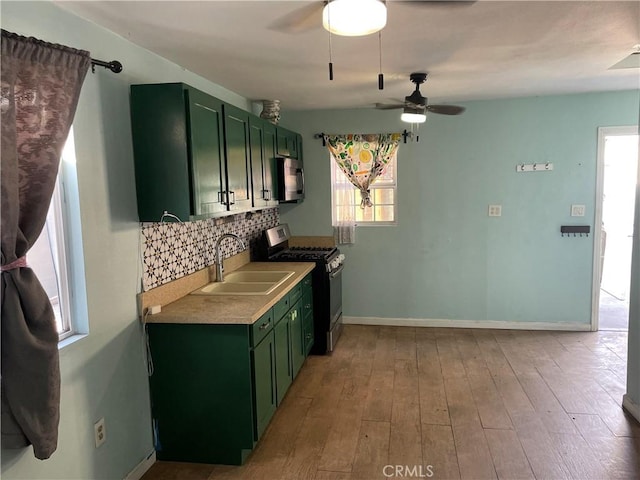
[609,45,640,70]
[322,0,387,37]
[401,107,427,124]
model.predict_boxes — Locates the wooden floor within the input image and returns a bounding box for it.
[142,325,640,480]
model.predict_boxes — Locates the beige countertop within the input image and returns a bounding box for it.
[144,262,315,325]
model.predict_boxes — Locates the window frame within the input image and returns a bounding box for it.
[48,176,74,340]
[330,153,398,226]
[31,130,82,342]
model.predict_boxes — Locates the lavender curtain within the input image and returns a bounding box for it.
[1,30,90,459]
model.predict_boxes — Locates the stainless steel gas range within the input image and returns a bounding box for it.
[259,224,344,353]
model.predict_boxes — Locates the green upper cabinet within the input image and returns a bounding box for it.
[130,83,227,221]
[249,117,278,208]
[296,133,303,163]
[276,126,299,159]
[263,122,279,204]
[131,83,304,220]
[223,104,252,211]
[187,88,227,216]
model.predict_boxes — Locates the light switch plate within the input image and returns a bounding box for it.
[571,204,586,217]
[488,205,502,217]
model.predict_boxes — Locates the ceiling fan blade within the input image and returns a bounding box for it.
[268,2,325,34]
[426,104,466,115]
[375,103,406,110]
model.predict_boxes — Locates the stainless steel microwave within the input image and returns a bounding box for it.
[276,157,304,202]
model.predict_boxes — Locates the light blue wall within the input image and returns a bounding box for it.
[280,91,639,326]
[0,2,250,479]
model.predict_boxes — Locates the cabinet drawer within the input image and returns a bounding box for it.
[289,281,303,305]
[251,309,274,347]
[273,294,291,321]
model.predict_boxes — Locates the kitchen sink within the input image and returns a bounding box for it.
[190,270,295,296]
[224,271,294,284]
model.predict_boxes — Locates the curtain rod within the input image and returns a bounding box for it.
[90,58,123,74]
[313,130,415,145]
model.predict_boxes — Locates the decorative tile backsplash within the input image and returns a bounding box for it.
[141,208,279,291]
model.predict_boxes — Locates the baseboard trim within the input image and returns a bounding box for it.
[342,316,591,331]
[622,394,640,423]
[124,451,156,480]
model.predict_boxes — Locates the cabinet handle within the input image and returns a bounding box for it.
[259,321,271,330]
[305,303,311,310]
[228,191,235,206]
[218,191,225,204]
[306,333,312,340]
[262,189,271,201]
[296,168,305,195]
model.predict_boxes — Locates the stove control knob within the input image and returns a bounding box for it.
[338,254,345,263]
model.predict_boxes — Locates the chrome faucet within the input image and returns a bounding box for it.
[215,233,246,282]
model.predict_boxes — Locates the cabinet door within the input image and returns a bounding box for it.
[130,83,191,222]
[252,331,277,440]
[249,118,268,208]
[303,313,314,356]
[223,104,252,211]
[302,280,314,355]
[186,88,227,215]
[296,133,303,164]
[262,121,278,206]
[289,302,305,379]
[276,127,298,159]
[274,316,292,405]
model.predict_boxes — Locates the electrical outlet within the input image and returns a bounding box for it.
[488,205,502,217]
[571,204,586,217]
[94,417,106,448]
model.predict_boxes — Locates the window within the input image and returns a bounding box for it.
[29,130,80,341]
[331,152,397,225]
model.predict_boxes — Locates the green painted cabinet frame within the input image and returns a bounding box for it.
[249,117,278,208]
[276,126,299,159]
[222,104,252,211]
[130,83,228,222]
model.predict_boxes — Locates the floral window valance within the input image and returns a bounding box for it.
[324,133,401,208]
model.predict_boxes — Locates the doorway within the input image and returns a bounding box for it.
[592,126,639,331]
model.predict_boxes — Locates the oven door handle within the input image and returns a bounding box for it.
[329,264,344,278]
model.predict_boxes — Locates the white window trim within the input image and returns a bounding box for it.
[48,177,74,340]
[330,154,398,226]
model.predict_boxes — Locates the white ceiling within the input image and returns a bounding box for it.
[56,1,640,111]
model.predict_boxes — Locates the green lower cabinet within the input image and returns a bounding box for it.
[146,277,314,466]
[274,314,292,405]
[303,311,314,356]
[252,331,277,440]
[290,301,305,379]
[147,323,257,465]
[302,274,314,355]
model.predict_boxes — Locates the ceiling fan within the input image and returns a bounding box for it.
[376,72,465,122]
[270,0,476,35]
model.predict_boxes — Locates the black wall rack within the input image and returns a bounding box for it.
[561,225,591,237]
